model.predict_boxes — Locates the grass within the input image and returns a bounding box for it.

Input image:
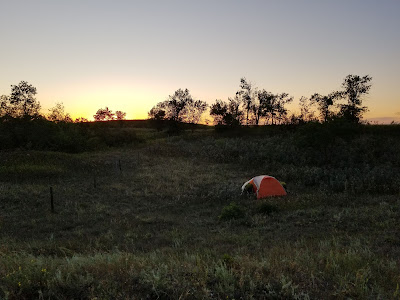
[0,125,399,299]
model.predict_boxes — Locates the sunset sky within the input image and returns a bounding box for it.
[1,0,399,122]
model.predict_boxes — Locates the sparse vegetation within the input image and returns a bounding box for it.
[219,202,245,221]
[257,201,279,215]
[0,122,399,299]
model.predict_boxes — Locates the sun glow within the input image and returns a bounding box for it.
[40,78,172,121]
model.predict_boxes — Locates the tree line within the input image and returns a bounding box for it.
[0,74,372,126]
[0,75,375,152]
[148,74,372,127]
[0,82,134,151]
[0,81,127,123]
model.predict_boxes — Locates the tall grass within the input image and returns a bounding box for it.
[1,238,398,299]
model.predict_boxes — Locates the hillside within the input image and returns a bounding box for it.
[0,123,399,299]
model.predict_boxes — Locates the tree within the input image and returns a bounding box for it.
[298,96,316,123]
[237,78,256,125]
[148,105,166,121]
[9,81,41,118]
[115,111,127,120]
[253,90,275,125]
[287,96,317,125]
[257,92,293,125]
[93,107,115,121]
[210,99,228,125]
[339,74,372,122]
[0,95,11,118]
[48,102,72,123]
[148,89,204,124]
[183,99,208,124]
[164,88,193,122]
[274,93,293,124]
[310,92,341,122]
[148,105,166,131]
[74,117,89,123]
[210,96,243,126]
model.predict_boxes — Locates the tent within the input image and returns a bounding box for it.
[241,175,286,199]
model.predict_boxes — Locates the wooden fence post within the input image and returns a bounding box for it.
[50,186,55,213]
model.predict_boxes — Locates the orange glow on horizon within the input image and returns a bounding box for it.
[37,77,399,123]
[62,106,149,121]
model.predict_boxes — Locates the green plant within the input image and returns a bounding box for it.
[219,202,245,221]
[257,202,279,215]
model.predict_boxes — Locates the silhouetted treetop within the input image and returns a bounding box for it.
[148,88,207,124]
[115,111,127,120]
[210,97,243,127]
[94,107,115,121]
[74,117,89,123]
[309,74,372,123]
[148,106,166,121]
[48,102,72,123]
[2,81,42,119]
[310,92,342,122]
[237,78,256,125]
[0,95,11,118]
[338,74,372,122]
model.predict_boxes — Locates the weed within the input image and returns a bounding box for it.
[257,201,279,215]
[219,202,245,221]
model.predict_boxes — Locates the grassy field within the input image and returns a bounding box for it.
[0,124,399,299]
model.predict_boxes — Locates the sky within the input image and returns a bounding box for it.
[0,0,399,122]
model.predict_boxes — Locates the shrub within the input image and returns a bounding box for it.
[221,253,234,266]
[219,202,245,221]
[257,202,279,215]
[95,128,140,147]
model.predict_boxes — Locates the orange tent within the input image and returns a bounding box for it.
[241,175,286,199]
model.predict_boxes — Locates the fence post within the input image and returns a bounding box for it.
[118,159,122,174]
[50,186,55,213]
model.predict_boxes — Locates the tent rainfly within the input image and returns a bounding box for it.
[241,175,286,199]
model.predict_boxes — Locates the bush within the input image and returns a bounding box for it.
[219,202,245,221]
[94,128,140,147]
[257,202,279,215]
[0,119,144,152]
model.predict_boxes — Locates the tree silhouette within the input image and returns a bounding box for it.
[310,92,341,122]
[165,88,193,122]
[237,78,256,125]
[115,111,127,120]
[255,91,293,125]
[183,99,208,124]
[273,93,293,124]
[298,96,316,123]
[234,78,293,125]
[339,74,372,122]
[48,102,72,123]
[93,107,115,121]
[149,89,189,122]
[148,106,166,131]
[0,95,11,118]
[253,90,275,125]
[9,81,41,118]
[74,117,89,123]
[149,89,206,124]
[148,106,166,121]
[210,96,243,126]
[210,99,228,125]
